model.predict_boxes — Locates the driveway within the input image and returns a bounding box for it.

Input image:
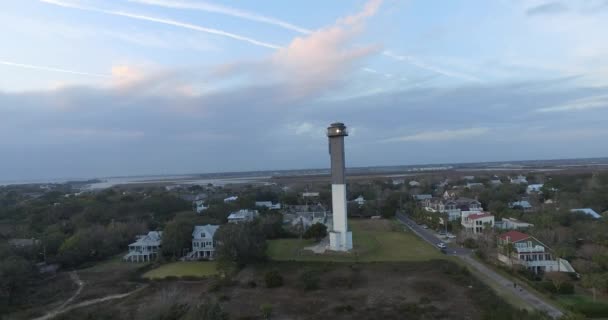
[395,213,563,319]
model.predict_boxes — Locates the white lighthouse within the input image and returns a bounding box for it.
[327,122,353,251]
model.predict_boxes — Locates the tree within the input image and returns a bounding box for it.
[264,270,284,288]
[0,256,36,305]
[162,217,195,258]
[581,273,603,301]
[303,223,327,241]
[214,223,267,269]
[184,300,228,320]
[260,303,273,320]
[544,272,570,293]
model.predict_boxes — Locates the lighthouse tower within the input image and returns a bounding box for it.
[327,122,353,251]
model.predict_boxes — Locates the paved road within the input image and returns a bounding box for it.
[395,213,563,319]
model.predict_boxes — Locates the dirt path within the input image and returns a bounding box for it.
[32,271,146,320]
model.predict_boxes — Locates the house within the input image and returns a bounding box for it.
[224,196,238,203]
[510,175,528,184]
[497,231,576,274]
[466,182,484,189]
[527,184,543,194]
[392,179,405,185]
[463,176,475,181]
[255,201,281,210]
[490,179,502,186]
[461,212,494,234]
[495,218,534,230]
[123,231,162,263]
[413,194,433,202]
[302,192,320,198]
[353,195,366,206]
[8,238,40,248]
[509,200,533,212]
[188,225,220,260]
[409,181,421,187]
[570,208,601,219]
[194,200,208,213]
[455,198,482,212]
[227,209,259,223]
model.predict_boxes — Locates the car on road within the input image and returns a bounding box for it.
[438,230,446,236]
[446,233,456,239]
[421,224,428,229]
[436,242,447,249]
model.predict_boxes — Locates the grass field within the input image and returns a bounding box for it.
[268,219,443,262]
[142,261,218,279]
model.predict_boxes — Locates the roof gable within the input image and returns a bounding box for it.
[499,230,530,243]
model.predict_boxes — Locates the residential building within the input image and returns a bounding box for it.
[497,231,576,274]
[224,196,238,203]
[527,184,544,194]
[495,218,534,230]
[255,201,281,210]
[461,212,494,234]
[490,179,502,186]
[509,200,533,212]
[194,200,208,213]
[570,208,601,219]
[409,181,421,187]
[392,179,405,186]
[413,194,433,201]
[189,225,219,260]
[466,182,484,189]
[227,209,259,223]
[510,175,528,184]
[302,192,320,198]
[353,195,366,206]
[463,175,475,181]
[123,231,162,263]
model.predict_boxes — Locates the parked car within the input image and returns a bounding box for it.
[438,230,446,235]
[437,242,447,249]
[421,225,428,229]
[446,233,456,239]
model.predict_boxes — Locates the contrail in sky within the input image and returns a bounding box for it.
[40,0,282,49]
[129,0,312,34]
[0,59,110,77]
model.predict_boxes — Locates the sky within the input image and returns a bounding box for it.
[2,0,608,181]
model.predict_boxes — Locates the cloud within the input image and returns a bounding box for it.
[0,59,110,78]
[40,0,281,49]
[383,128,489,142]
[382,51,482,83]
[536,95,608,112]
[128,0,312,34]
[526,2,569,16]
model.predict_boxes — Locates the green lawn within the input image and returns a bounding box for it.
[267,219,443,262]
[142,261,218,279]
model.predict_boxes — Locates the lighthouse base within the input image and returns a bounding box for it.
[329,231,352,251]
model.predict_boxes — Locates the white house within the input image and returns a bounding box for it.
[392,179,405,186]
[498,231,575,274]
[463,176,475,181]
[302,192,320,198]
[510,175,528,184]
[409,181,421,187]
[509,200,533,212]
[255,201,281,210]
[227,209,259,223]
[490,179,502,186]
[496,218,534,230]
[461,212,495,234]
[224,196,238,203]
[570,208,601,219]
[353,195,366,206]
[194,200,208,213]
[527,184,544,194]
[123,231,162,263]
[466,182,484,189]
[413,194,433,202]
[188,225,219,260]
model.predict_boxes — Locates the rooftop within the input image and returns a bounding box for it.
[499,230,530,243]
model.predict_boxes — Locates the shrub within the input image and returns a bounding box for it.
[299,270,320,291]
[264,270,284,288]
[463,238,478,249]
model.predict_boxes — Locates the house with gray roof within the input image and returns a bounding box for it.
[186,225,220,260]
[123,231,162,263]
[571,208,601,219]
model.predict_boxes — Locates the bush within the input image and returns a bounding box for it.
[535,281,574,295]
[463,238,478,249]
[567,301,608,318]
[299,270,320,291]
[264,270,284,288]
